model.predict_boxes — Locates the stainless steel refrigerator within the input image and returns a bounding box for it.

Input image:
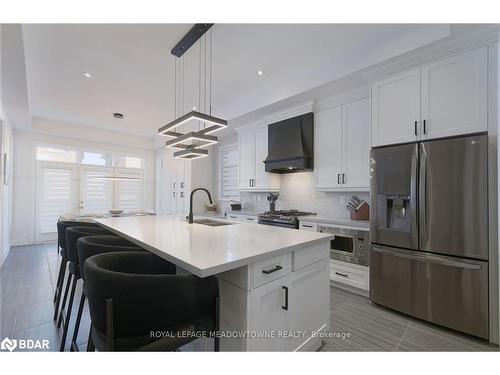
[370,134,489,339]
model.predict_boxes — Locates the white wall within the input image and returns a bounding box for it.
[11,122,156,246]
[190,149,215,214]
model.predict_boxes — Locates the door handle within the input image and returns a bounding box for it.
[342,173,345,184]
[419,146,427,242]
[335,272,348,278]
[372,246,482,270]
[262,265,283,274]
[282,286,289,311]
[414,120,418,136]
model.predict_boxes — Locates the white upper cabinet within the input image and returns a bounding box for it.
[238,127,280,192]
[342,97,370,189]
[314,106,342,188]
[314,96,370,191]
[371,46,488,147]
[371,69,421,147]
[420,46,488,140]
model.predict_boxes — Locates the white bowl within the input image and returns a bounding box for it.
[109,209,124,215]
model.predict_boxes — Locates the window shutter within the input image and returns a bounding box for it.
[115,169,143,210]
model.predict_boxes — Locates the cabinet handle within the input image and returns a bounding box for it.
[180,192,184,198]
[342,173,345,184]
[245,217,254,221]
[414,121,418,136]
[282,286,289,311]
[173,192,176,198]
[335,272,348,278]
[180,182,184,188]
[423,119,427,134]
[302,224,313,228]
[252,179,255,187]
[262,265,283,275]
[173,182,176,189]
[337,173,341,184]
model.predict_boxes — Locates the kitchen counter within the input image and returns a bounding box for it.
[300,215,369,231]
[95,214,331,277]
[94,214,332,351]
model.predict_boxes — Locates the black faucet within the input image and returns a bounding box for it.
[187,188,213,224]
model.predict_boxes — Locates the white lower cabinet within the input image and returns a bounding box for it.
[330,259,369,291]
[249,257,330,351]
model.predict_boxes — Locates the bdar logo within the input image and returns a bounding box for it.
[1,337,17,352]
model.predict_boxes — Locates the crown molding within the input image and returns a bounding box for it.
[263,100,314,125]
[314,86,370,112]
[361,25,499,83]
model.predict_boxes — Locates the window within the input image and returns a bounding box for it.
[81,151,113,166]
[115,155,143,169]
[36,146,77,163]
[114,169,143,210]
[219,144,240,201]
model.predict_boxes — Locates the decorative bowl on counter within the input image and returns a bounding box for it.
[109,209,124,216]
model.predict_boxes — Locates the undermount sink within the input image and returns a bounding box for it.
[190,218,237,227]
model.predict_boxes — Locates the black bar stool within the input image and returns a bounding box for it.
[84,252,220,351]
[70,235,144,352]
[58,226,111,351]
[54,221,102,320]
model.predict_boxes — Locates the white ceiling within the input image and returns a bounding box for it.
[21,24,451,138]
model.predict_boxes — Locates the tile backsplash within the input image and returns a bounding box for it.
[237,172,369,217]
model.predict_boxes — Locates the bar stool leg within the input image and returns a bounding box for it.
[70,292,86,351]
[53,258,67,303]
[60,276,77,351]
[55,272,72,322]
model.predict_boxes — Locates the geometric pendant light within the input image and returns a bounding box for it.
[158,24,225,160]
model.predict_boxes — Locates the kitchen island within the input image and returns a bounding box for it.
[95,214,332,351]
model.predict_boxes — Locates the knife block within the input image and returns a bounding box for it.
[350,202,369,221]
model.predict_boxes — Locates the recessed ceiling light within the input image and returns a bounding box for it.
[257,70,264,76]
[113,113,124,119]
[83,72,93,78]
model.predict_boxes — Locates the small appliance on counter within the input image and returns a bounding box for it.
[346,195,369,220]
[229,201,241,211]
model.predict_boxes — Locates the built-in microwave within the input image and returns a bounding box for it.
[317,225,369,266]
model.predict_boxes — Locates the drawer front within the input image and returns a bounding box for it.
[330,260,369,291]
[293,242,329,271]
[242,215,257,223]
[299,222,317,231]
[253,253,291,288]
[226,214,242,221]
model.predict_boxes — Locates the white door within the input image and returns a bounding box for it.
[421,46,488,140]
[286,261,330,351]
[114,168,143,210]
[371,68,421,146]
[35,162,78,241]
[314,106,342,188]
[79,166,114,213]
[342,97,370,189]
[174,158,186,214]
[253,127,270,190]
[249,277,289,351]
[238,131,255,190]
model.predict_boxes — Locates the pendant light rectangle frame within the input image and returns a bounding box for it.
[158,110,227,136]
[165,131,218,149]
[173,147,208,160]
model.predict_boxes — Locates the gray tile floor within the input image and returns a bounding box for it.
[1,243,498,352]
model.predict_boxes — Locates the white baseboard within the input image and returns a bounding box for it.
[1,245,11,267]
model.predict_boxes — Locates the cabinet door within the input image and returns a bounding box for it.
[253,127,270,190]
[421,46,487,140]
[314,106,343,188]
[286,260,330,351]
[238,131,255,190]
[249,277,289,351]
[371,69,421,146]
[342,97,370,189]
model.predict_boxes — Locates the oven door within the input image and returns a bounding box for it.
[258,220,296,229]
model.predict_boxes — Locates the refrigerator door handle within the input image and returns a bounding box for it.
[419,144,427,243]
[410,150,418,249]
[372,246,482,270]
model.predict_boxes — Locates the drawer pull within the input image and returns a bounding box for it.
[335,271,348,278]
[301,224,313,228]
[246,217,254,221]
[262,265,283,275]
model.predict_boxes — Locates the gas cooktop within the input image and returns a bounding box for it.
[257,210,316,229]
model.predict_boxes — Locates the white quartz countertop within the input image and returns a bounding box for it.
[299,215,370,231]
[95,215,332,277]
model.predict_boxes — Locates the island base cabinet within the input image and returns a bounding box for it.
[248,259,330,351]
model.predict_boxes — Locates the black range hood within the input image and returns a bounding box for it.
[264,112,314,174]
